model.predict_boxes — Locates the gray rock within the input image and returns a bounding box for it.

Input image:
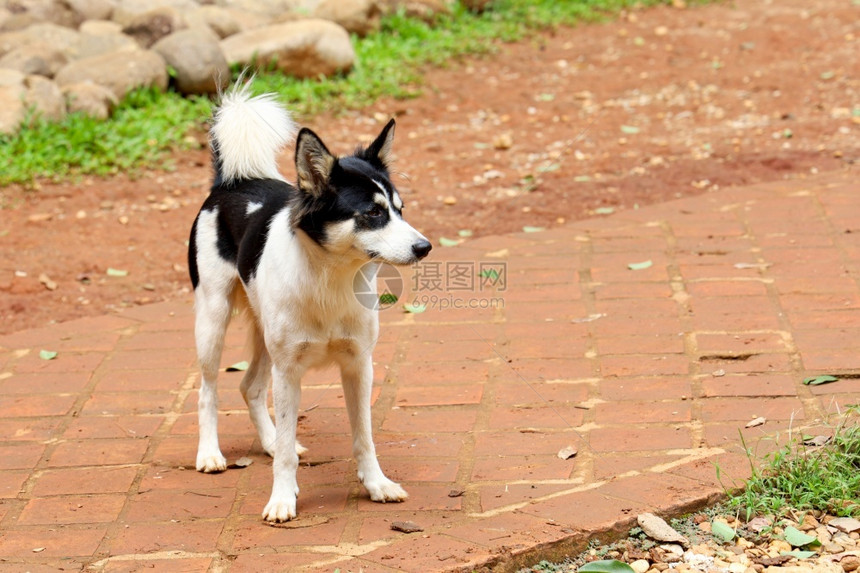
[186,5,241,38]
[216,0,298,17]
[0,31,30,58]
[122,7,187,48]
[62,81,117,119]
[461,0,492,12]
[5,0,84,29]
[23,74,66,122]
[55,49,167,100]
[313,0,380,37]
[378,0,451,21]
[221,18,354,79]
[152,28,229,95]
[0,42,68,77]
[22,23,82,54]
[0,69,26,134]
[112,0,201,27]
[66,0,116,21]
[77,29,139,59]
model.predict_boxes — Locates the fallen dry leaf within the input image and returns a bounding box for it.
[745,416,766,428]
[638,512,689,546]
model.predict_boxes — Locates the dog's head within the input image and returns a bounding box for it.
[291,119,432,266]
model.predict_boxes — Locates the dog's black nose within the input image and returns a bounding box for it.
[412,240,432,260]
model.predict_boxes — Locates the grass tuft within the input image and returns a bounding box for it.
[1,0,678,186]
[722,405,860,519]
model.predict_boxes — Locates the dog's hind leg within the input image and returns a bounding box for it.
[193,284,235,473]
[341,355,408,503]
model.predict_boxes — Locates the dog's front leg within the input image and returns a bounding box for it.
[261,362,302,522]
[341,356,408,503]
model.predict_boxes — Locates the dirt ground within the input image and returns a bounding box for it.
[1,0,858,336]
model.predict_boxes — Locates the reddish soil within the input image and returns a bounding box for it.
[1,0,858,335]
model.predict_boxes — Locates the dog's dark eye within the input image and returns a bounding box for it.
[367,205,385,218]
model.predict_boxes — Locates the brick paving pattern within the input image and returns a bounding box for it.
[1,172,859,571]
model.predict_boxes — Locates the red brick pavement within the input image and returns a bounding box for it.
[1,171,859,572]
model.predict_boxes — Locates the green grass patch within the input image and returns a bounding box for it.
[1,0,680,186]
[722,405,860,519]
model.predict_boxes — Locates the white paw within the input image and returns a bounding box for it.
[365,477,408,503]
[196,452,227,473]
[262,496,297,522]
[261,440,306,458]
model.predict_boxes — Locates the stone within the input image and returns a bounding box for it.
[79,20,124,35]
[378,0,451,22]
[3,12,36,33]
[462,0,493,12]
[112,0,201,27]
[23,74,66,122]
[62,81,117,119]
[122,7,188,48]
[67,0,115,21]
[217,0,297,17]
[0,42,68,77]
[313,0,381,37]
[55,49,167,100]
[22,23,82,54]
[0,68,26,134]
[631,559,651,573]
[8,0,84,28]
[152,28,229,95]
[0,31,30,58]
[220,18,354,79]
[186,5,242,38]
[76,29,140,60]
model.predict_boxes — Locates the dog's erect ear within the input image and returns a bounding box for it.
[295,127,335,196]
[363,119,395,168]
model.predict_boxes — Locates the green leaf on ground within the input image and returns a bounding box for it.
[579,560,636,573]
[106,268,129,277]
[403,303,427,314]
[457,229,473,237]
[803,375,839,386]
[438,237,460,247]
[39,350,58,360]
[781,550,817,560]
[226,361,249,372]
[594,206,615,215]
[627,260,653,271]
[711,520,736,542]
[784,526,819,548]
[379,293,398,306]
[522,225,545,233]
[620,125,641,134]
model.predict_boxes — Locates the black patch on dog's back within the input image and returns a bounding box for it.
[189,179,294,286]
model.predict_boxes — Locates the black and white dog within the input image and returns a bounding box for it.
[187,82,431,522]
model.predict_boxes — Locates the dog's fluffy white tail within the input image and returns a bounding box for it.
[210,82,298,185]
